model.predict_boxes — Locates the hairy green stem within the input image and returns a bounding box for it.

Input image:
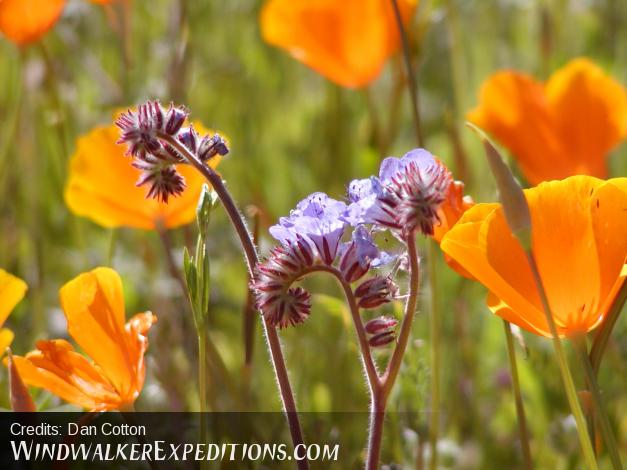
[198,328,208,470]
[365,235,421,470]
[526,254,598,469]
[503,320,532,469]
[427,241,441,470]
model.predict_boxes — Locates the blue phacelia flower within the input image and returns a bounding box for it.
[269,192,349,265]
[345,149,451,237]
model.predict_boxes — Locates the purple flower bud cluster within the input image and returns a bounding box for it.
[115,100,229,203]
[253,193,391,328]
[254,148,448,329]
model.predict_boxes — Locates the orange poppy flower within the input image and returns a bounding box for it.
[10,267,156,411]
[441,176,627,337]
[65,121,222,230]
[260,0,418,88]
[430,165,475,278]
[0,0,66,45]
[0,269,27,351]
[468,58,627,185]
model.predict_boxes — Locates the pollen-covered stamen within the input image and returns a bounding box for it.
[392,161,451,237]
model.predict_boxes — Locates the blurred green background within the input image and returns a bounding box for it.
[0,0,626,468]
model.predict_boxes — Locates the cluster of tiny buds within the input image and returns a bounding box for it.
[391,162,451,237]
[364,316,398,348]
[372,161,451,238]
[252,236,315,328]
[115,100,229,203]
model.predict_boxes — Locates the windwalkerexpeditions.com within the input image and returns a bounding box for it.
[10,440,340,463]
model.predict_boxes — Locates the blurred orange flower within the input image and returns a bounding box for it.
[65,122,222,230]
[433,178,475,278]
[10,267,156,411]
[0,0,66,45]
[0,269,27,352]
[468,58,627,185]
[441,176,627,337]
[260,0,417,88]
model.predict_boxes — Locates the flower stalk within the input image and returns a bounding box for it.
[157,132,308,469]
[502,320,532,469]
[427,240,441,470]
[390,0,423,148]
[367,234,421,470]
[590,282,627,376]
[572,336,622,470]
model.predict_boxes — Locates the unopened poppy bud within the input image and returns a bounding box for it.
[198,134,229,161]
[364,316,398,335]
[368,331,396,348]
[355,276,398,309]
[6,349,36,412]
[466,123,532,250]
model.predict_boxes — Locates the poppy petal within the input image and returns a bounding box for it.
[0,328,15,352]
[11,339,122,410]
[122,312,157,401]
[260,0,417,88]
[546,59,627,178]
[441,203,545,334]
[0,269,27,326]
[59,267,134,397]
[467,71,569,184]
[469,59,627,185]
[0,0,66,45]
[589,178,627,315]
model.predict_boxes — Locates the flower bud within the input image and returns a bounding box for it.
[178,125,199,154]
[368,331,396,348]
[198,134,229,161]
[338,226,380,283]
[339,242,370,283]
[364,316,398,335]
[355,276,398,309]
[164,103,188,136]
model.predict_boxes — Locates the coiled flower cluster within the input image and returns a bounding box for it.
[115,100,228,202]
[254,149,451,332]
